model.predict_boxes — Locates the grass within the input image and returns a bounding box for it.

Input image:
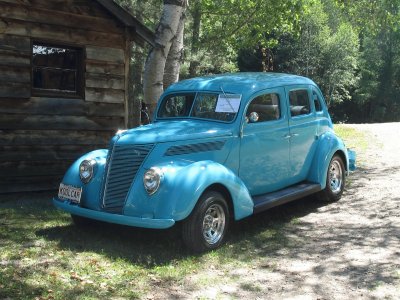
[0,192,309,299]
[334,124,371,168]
[334,124,369,152]
[0,125,371,299]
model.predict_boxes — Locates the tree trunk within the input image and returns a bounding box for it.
[189,0,201,77]
[143,0,187,120]
[163,11,185,88]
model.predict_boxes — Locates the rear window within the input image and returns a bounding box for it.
[289,89,311,116]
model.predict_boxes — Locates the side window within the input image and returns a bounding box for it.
[313,91,323,112]
[246,93,280,123]
[289,89,311,116]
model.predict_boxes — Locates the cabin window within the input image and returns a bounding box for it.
[32,42,84,97]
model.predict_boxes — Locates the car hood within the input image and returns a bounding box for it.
[115,120,235,145]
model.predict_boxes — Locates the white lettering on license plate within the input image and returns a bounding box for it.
[58,183,82,203]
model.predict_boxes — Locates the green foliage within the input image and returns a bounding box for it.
[318,22,359,105]
[290,1,359,106]
[344,0,400,122]
[182,0,302,76]
[237,0,359,107]
[117,0,400,122]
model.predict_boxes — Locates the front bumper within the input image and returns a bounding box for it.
[53,198,175,229]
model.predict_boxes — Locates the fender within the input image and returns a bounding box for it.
[137,160,254,222]
[307,131,349,189]
[60,149,108,210]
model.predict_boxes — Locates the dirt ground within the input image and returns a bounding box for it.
[258,122,400,300]
[156,123,400,299]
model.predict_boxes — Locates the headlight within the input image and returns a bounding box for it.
[79,159,96,184]
[143,167,163,195]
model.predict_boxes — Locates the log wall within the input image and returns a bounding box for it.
[0,0,130,193]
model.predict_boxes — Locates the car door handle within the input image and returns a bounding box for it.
[284,133,299,139]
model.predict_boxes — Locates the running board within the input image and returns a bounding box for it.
[252,183,322,214]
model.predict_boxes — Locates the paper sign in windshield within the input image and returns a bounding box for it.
[215,94,241,113]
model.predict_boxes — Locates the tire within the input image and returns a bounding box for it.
[71,214,93,227]
[318,154,345,202]
[182,191,230,253]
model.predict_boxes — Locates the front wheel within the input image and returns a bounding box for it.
[182,191,230,253]
[318,154,345,202]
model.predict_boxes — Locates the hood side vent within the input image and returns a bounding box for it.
[165,140,226,156]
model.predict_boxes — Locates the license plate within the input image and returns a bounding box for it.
[58,183,82,203]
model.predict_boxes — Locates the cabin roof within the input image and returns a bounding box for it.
[95,0,155,46]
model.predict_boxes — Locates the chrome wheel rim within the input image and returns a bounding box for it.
[202,203,226,245]
[329,160,343,194]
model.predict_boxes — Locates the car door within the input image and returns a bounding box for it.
[239,88,290,196]
[286,86,318,184]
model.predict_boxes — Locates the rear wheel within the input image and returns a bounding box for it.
[182,191,230,253]
[319,155,345,202]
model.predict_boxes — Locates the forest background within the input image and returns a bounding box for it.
[117,0,400,124]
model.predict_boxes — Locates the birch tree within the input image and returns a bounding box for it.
[143,0,187,120]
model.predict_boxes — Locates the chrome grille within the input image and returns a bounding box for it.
[165,140,226,156]
[102,144,154,213]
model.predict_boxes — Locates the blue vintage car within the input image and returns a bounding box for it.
[54,73,353,252]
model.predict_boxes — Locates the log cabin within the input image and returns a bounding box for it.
[0,0,154,193]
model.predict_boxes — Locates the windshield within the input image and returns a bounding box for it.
[157,92,241,122]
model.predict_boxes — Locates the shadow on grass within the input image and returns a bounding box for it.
[37,218,189,265]
[35,193,328,267]
[3,162,399,298]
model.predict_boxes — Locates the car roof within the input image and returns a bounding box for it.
[164,72,316,97]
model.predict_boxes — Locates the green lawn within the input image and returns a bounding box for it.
[334,124,368,152]
[0,125,367,299]
[0,194,303,299]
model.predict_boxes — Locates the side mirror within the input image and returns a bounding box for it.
[248,112,259,123]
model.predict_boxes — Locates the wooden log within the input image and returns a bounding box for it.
[0,97,125,117]
[0,82,30,98]
[0,0,112,18]
[0,114,124,131]
[85,87,125,104]
[0,65,30,83]
[86,72,125,90]
[0,129,115,146]
[86,59,125,76]
[0,160,74,177]
[0,175,62,193]
[86,46,125,64]
[0,2,124,34]
[0,33,30,52]
[0,49,30,66]
[0,18,125,48]
[0,144,103,161]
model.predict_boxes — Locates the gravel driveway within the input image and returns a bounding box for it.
[261,122,400,299]
[163,123,400,300]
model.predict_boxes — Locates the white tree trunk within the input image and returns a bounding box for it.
[163,12,185,89]
[143,1,187,120]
